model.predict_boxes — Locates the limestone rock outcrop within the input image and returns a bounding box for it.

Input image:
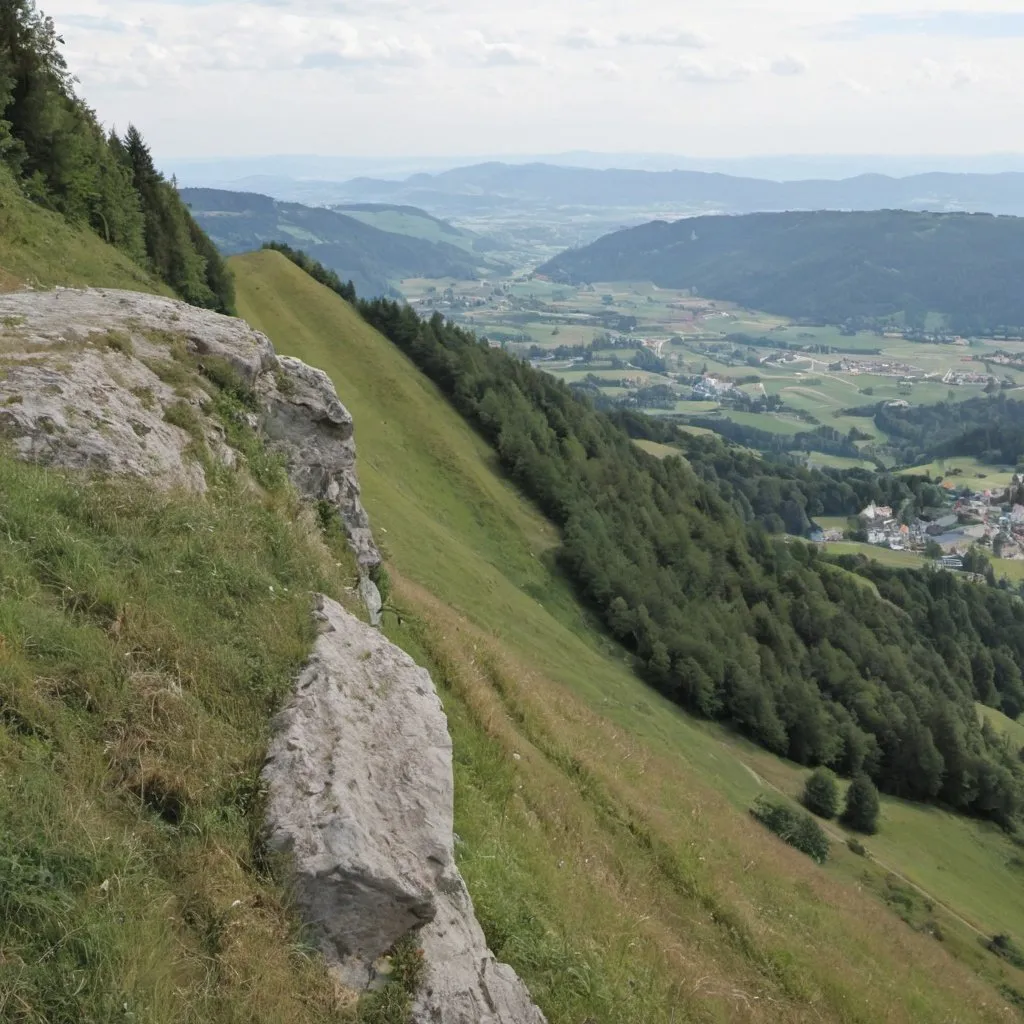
[0,287,380,587]
[263,596,547,1024]
[257,356,379,572]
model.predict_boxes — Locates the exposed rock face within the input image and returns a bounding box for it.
[257,356,379,573]
[263,596,546,1024]
[0,287,380,592]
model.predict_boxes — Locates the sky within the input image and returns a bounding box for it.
[47,0,1024,164]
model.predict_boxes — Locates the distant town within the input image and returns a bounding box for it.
[814,481,1024,576]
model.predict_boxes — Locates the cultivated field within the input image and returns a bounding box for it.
[403,276,1022,462]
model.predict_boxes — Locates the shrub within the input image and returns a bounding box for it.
[986,933,1024,969]
[750,795,830,863]
[802,767,839,819]
[846,837,868,857]
[842,773,880,834]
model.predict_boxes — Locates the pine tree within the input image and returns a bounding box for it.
[1,3,228,308]
[802,767,839,819]
[123,124,215,309]
[842,773,880,834]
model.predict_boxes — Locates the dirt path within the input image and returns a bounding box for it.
[733,749,989,940]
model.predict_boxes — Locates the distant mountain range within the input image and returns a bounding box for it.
[540,209,1024,334]
[329,162,1024,218]
[181,188,501,296]
[173,162,1024,233]
[170,152,1024,188]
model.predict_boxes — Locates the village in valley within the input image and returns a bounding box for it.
[815,479,1024,577]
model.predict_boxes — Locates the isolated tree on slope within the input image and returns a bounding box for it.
[802,767,839,819]
[842,773,880,834]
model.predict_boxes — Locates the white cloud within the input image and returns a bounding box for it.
[559,27,617,49]
[840,77,872,96]
[459,31,543,67]
[671,57,753,85]
[595,60,624,80]
[620,28,709,49]
[40,0,1024,161]
[770,54,806,77]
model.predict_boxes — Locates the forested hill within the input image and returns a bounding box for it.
[182,188,495,298]
[540,210,1024,334]
[867,393,1024,466]
[273,244,1024,829]
[0,2,233,312]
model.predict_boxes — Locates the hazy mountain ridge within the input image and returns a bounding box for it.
[328,162,1024,217]
[181,187,501,296]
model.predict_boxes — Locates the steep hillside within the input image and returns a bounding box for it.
[0,291,376,1022]
[181,188,497,296]
[233,248,1024,1023]
[0,165,167,294]
[540,210,1024,334]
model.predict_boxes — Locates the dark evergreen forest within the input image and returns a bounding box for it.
[540,210,1024,335]
[275,244,1024,828]
[0,1,233,312]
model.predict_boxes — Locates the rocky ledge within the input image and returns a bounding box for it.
[263,596,547,1024]
[0,287,381,616]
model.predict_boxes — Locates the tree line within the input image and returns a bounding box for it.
[866,393,1024,468]
[269,244,1024,828]
[0,1,233,311]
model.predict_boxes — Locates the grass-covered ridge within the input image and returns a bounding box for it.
[233,247,1024,1023]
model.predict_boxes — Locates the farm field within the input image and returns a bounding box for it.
[239,250,1024,1020]
[633,439,684,459]
[813,515,854,532]
[978,702,1024,750]
[900,456,1019,492]
[804,452,877,471]
[403,276,1023,462]
[825,542,929,568]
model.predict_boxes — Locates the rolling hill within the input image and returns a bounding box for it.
[231,247,1024,1022]
[540,209,1024,333]
[181,187,502,296]
[332,202,499,253]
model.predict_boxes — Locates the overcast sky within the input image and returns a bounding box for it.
[47,0,1024,162]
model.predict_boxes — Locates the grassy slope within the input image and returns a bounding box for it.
[234,248,1024,1023]
[0,165,170,295]
[0,191,433,1022]
[0,444,365,1023]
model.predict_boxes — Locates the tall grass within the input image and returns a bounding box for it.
[0,451,370,1022]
